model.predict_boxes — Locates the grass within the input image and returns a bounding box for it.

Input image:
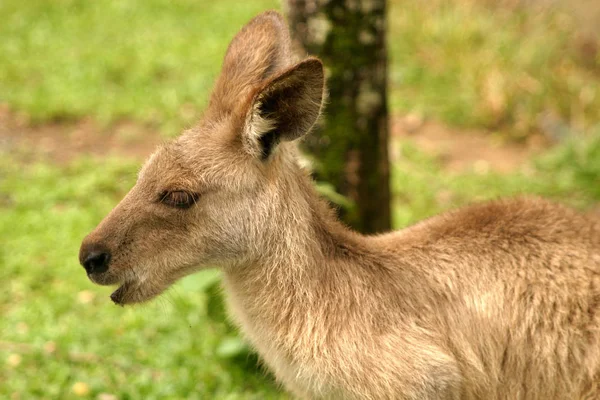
[388,0,600,139]
[1,0,598,138]
[0,0,278,135]
[390,130,600,227]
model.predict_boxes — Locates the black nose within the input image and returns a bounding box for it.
[80,246,111,274]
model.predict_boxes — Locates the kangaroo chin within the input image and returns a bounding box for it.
[109,281,162,306]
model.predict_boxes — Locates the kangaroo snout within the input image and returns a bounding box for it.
[79,242,111,275]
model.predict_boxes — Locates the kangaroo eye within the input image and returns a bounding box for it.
[159,191,199,209]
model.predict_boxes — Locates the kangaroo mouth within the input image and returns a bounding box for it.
[110,282,131,306]
[109,278,167,306]
[110,280,145,305]
[86,271,132,305]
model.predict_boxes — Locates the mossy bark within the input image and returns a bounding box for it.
[286,0,391,233]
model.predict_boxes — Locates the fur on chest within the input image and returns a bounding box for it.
[222,277,338,397]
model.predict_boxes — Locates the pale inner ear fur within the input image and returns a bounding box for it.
[242,58,325,159]
[243,100,279,159]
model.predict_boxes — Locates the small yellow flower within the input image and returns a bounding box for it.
[44,341,57,354]
[72,382,90,396]
[7,354,22,367]
[97,394,117,400]
[77,290,96,304]
[16,322,28,334]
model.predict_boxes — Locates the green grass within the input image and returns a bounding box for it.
[1,0,597,138]
[391,130,600,227]
[0,0,278,135]
[388,0,600,139]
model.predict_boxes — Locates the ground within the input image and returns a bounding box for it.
[0,108,160,163]
[1,108,540,172]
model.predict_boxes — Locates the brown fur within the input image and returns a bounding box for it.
[80,11,600,399]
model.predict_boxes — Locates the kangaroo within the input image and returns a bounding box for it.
[79,11,600,400]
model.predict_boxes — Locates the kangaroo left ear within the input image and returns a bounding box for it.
[241,57,325,160]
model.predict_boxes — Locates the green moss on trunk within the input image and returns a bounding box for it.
[287,0,391,233]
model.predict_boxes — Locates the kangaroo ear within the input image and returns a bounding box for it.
[210,11,294,114]
[242,58,325,160]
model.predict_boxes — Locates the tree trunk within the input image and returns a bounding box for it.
[286,0,391,234]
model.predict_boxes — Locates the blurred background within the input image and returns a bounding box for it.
[1,0,599,398]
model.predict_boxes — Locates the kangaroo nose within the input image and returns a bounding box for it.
[80,245,111,274]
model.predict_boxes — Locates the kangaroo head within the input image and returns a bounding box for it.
[79,11,325,305]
